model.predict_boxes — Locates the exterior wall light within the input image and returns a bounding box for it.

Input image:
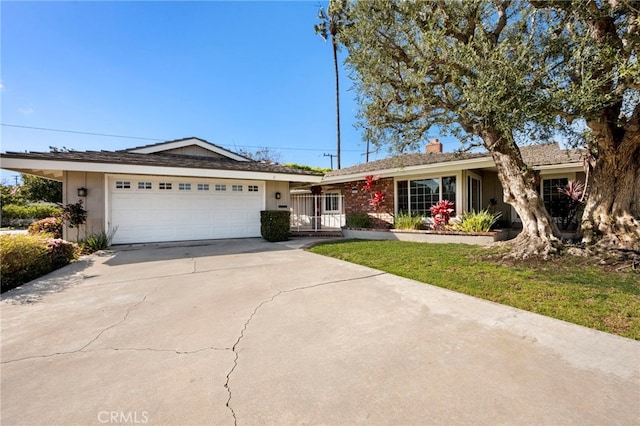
[351,187,358,194]
[77,187,88,197]
[275,192,281,200]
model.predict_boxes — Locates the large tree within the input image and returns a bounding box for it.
[343,0,639,256]
[343,0,563,258]
[21,174,62,203]
[315,0,350,170]
[531,0,639,251]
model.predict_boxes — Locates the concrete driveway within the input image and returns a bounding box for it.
[1,238,639,425]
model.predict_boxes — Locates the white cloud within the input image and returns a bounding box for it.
[18,107,34,115]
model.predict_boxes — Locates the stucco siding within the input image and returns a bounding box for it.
[265,181,290,211]
[63,171,105,241]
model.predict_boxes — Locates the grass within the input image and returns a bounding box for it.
[308,240,640,340]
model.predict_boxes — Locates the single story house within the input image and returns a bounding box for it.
[316,140,585,229]
[1,137,322,244]
[2,137,585,243]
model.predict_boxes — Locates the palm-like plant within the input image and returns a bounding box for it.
[314,0,349,169]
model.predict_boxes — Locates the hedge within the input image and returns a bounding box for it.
[28,217,64,239]
[0,234,78,293]
[260,210,290,242]
[1,204,62,225]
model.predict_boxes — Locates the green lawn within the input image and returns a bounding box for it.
[309,240,640,340]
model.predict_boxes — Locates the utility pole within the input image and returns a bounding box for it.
[323,153,338,169]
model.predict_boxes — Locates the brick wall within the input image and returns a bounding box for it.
[340,177,395,228]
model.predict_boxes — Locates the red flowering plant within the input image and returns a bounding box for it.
[362,175,379,191]
[369,191,385,208]
[429,200,455,230]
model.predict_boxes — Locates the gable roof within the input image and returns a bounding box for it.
[324,143,583,180]
[1,147,322,183]
[120,137,251,161]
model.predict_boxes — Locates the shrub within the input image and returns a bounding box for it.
[80,227,118,254]
[1,204,62,221]
[394,213,423,230]
[346,212,372,228]
[260,210,290,242]
[28,217,63,238]
[451,209,503,232]
[0,234,78,292]
[429,200,455,229]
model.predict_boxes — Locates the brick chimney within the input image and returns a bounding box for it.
[426,138,443,153]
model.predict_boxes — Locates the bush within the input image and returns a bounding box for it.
[0,234,78,292]
[260,210,290,242]
[346,212,372,228]
[450,209,503,232]
[394,213,423,230]
[80,227,118,254]
[1,204,62,226]
[28,217,63,238]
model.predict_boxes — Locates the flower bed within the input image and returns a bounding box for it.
[342,227,508,245]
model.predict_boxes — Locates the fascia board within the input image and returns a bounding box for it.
[128,138,249,162]
[534,162,583,172]
[321,157,495,184]
[0,158,322,183]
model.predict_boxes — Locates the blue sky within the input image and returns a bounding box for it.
[1,1,459,182]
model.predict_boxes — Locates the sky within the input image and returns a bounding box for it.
[0,0,461,183]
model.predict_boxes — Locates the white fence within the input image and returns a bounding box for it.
[290,193,345,231]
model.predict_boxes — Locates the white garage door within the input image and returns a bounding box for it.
[109,176,265,244]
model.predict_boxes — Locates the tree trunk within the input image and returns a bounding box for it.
[581,118,640,251]
[486,135,562,259]
[332,38,341,170]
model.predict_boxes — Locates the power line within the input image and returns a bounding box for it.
[1,123,363,153]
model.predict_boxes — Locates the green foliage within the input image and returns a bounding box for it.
[394,213,423,230]
[0,234,78,292]
[1,184,25,206]
[346,212,372,228]
[260,210,291,242]
[28,217,63,239]
[60,200,87,228]
[451,209,503,232]
[80,227,118,254]
[21,174,62,203]
[282,163,329,174]
[310,240,640,340]
[1,204,62,225]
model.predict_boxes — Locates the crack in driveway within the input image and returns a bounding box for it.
[1,285,159,365]
[224,272,386,425]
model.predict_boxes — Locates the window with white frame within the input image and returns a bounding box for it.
[467,175,481,212]
[197,183,210,191]
[115,181,131,189]
[138,181,152,190]
[324,192,340,212]
[542,177,569,218]
[396,176,457,216]
[178,183,191,191]
[248,185,259,192]
[232,185,243,192]
[159,182,172,190]
[215,184,226,191]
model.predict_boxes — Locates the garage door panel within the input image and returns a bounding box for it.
[110,177,265,244]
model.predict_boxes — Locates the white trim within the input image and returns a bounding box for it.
[321,157,495,185]
[0,157,322,183]
[127,138,250,161]
[394,171,463,217]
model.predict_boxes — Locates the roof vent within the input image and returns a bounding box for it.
[426,138,443,154]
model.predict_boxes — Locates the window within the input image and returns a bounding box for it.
[467,176,481,212]
[215,184,226,191]
[159,182,172,190]
[324,193,340,212]
[232,185,243,192]
[115,181,131,189]
[197,183,210,191]
[542,178,569,217]
[138,182,152,190]
[178,183,191,191]
[396,176,457,216]
[248,185,259,192]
